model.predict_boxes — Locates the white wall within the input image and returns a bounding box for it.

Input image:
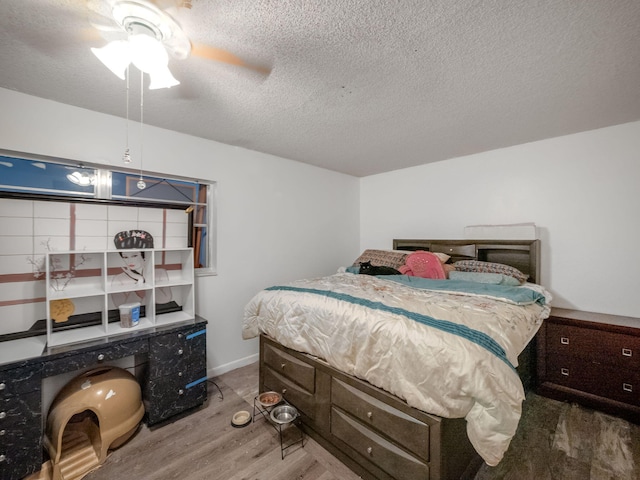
[0,88,360,375]
[361,121,640,318]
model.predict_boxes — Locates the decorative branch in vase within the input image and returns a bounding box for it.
[27,239,89,322]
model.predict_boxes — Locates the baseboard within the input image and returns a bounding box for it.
[207,353,258,378]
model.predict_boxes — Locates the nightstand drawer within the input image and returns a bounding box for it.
[546,354,640,406]
[546,323,640,368]
[331,378,429,462]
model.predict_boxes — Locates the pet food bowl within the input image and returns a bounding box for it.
[257,391,282,409]
[270,404,298,425]
[231,410,251,428]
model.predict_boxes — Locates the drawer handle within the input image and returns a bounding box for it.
[0,429,5,436]
[561,368,569,376]
[560,337,569,345]
[622,348,632,357]
[178,333,184,339]
[366,447,373,456]
[97,353,105,361]
[0,382,5,391]
[367,411,373,420]
[178,389,185,396]
[281,388,287,395]
[0,454,5,462]
[623,383,633,393]
[178,371,183,377]
[177,349,184,355]
[0,412,6,419]
[281,363,286,370]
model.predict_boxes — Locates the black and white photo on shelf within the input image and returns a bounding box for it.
[111,230,172,308]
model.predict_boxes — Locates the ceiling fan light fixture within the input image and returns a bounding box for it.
[112,0,191,60]
[91,40,131,80]
[91,1,190,88]
[129,33,168,73]
[148,66,180,89]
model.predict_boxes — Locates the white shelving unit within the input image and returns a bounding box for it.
[45,248,194,347]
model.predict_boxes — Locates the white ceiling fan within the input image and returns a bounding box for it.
[87,0,270,89]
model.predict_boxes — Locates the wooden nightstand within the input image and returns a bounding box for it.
[537,308,640,423]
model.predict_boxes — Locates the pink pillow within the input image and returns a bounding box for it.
[399,251,446,279]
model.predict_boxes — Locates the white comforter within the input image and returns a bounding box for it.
[242,272,551,466]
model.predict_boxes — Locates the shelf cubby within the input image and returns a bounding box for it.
[45,248,195,347]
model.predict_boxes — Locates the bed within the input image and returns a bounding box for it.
[242,239,551,480]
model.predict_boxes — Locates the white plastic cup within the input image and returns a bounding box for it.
[119,302,140,328]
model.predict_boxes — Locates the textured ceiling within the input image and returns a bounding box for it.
[1,0,639,177]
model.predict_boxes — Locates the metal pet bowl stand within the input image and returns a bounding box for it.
[253,394,304,459]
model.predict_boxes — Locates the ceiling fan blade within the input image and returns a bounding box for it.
[86,0,127,43]
[149,0,192,10]
[191,43,271,75]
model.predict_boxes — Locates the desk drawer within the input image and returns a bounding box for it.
[332,378,429,462]
[145,372,207,425]
[0,364,41,396]
[331,407,429,480]
[0,389,42,480]
[0,390,41,433]
[0,442,43,480]
[263,343,315,393]
[149,326,207,377]
[43,340,148,376]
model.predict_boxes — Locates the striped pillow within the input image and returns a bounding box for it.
[353,249,408,270]
[453,260,528,284]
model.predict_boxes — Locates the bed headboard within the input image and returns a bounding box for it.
[392,239,541,284]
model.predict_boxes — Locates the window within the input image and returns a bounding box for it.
[0,153,216,274]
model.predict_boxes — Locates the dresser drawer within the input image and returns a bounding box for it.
[263,366,316,420]
[547,322,640,369]
[0,364,41,396]
[263,343,315,393]
[331,378,429,462]
[546,354,640,406]
[331,407,429,480]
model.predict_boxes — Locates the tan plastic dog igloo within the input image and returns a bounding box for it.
[44,366,144,480]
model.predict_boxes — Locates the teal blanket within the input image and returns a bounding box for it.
[380,275,547,306]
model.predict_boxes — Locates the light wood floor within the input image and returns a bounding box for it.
[74,362,639,480]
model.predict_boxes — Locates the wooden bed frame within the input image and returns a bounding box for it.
[258,239,541,480]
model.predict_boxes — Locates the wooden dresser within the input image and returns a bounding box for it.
[536,308,640,422]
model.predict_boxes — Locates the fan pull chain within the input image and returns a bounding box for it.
[137,70,146,190]
[123,64,131,163]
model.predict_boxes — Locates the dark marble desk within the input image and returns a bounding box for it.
[0,317,208,480]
